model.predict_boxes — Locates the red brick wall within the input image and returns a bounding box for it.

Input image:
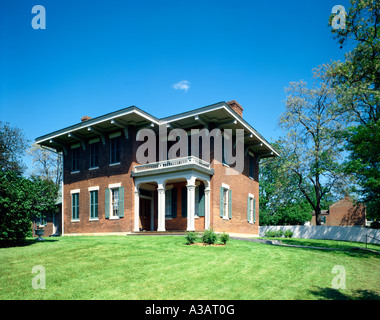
[311,198,366,226]
[62,126,260,236]
[328,198,366,226]
[63,127,139,234]
[210,155,259,235]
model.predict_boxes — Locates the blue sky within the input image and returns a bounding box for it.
[0,0,351,168]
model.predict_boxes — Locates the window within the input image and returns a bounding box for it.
[165,189,172,218]
[105,185,124,219]
[36,215,47,227]
[72,193,79,221]
[247,195,256,223]
[71,147,80,172]
[165,188,177,219]
[249,154,254,179]
[220,185,232,219]
[90,190,98,219]
[110,136,120,164]
[223,188,229,219]
[111,188,119,217]
[90,142,99,168]
[195,184,205,217]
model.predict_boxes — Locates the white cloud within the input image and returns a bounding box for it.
[172,80,190,92]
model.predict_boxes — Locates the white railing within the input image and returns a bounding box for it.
[134,156,211,172]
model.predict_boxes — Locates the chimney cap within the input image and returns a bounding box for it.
[81,115,92,122]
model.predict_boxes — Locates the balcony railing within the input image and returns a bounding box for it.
[133,156,211,173]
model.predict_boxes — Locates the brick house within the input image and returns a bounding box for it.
[311,197,366,226]
[32,197,62,237]
[35,100,278,236]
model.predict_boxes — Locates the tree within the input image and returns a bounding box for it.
[27,143,63,186]
[0,121,29,174]
[328,0,380,218]
[278,65,351,225]
[0,171,59,242]
[259,142,312,225]
[259,141,334,226]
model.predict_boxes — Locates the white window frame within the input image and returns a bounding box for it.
[70,189,80,222]
[89,186,99,221]
[109,183,121,219]
[222,183,230,220]
[248,193,254,224]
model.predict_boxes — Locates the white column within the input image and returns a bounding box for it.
[204,184,211,230]
[186,183,196,231]
[157,184,166,232]
[134,188,140,232]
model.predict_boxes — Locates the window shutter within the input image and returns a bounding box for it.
[181,187,187,217]
[247,196,251,222]
[198,184,205,217]
[253,198,256,223]
[171,188,177,218]
[118,187,124,217]
[228,189,232,219]
[105,188,110,218]
[220,187,224,217]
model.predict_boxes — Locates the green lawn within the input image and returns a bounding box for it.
[0,235,379,300]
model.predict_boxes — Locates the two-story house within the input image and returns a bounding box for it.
[35,100,279,236]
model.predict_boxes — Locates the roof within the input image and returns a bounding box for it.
[36,101,279,158]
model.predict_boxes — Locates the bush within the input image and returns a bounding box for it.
[284,230,293,238]
[276,230,284,237]
[219,232,230,244]
[264,230,275,237]
[202,229,218,245]
[185,232,199,245]
[265,230,285,238]
[370,221,380,229]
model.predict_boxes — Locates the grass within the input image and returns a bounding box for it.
[260,237,380,253]
[0,235,379,300]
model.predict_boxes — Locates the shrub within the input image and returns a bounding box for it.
[264,230,275,238]
[370,221,380,229]
[284,230,293,238]
[185,232,199,245]
[202,229,218,245]
[276,230,284,237]
[219,232,230,245]
[265,230,285,238]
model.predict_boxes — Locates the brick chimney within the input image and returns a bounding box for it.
[227,100,243,117]
[81,115,92,122]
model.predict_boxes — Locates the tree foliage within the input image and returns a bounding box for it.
[278,66,351,225]
[28,143,63,186]
[0,171,59,242]
[0,121,29,174]
[328,0,380,218]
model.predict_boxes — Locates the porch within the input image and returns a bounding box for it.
[131,156,213,232]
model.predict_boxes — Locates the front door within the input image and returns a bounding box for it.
[139,198,151,231]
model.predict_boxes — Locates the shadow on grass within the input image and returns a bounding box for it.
[259,238,380,258]
[0,238,59,248]
[310,286,380,300]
